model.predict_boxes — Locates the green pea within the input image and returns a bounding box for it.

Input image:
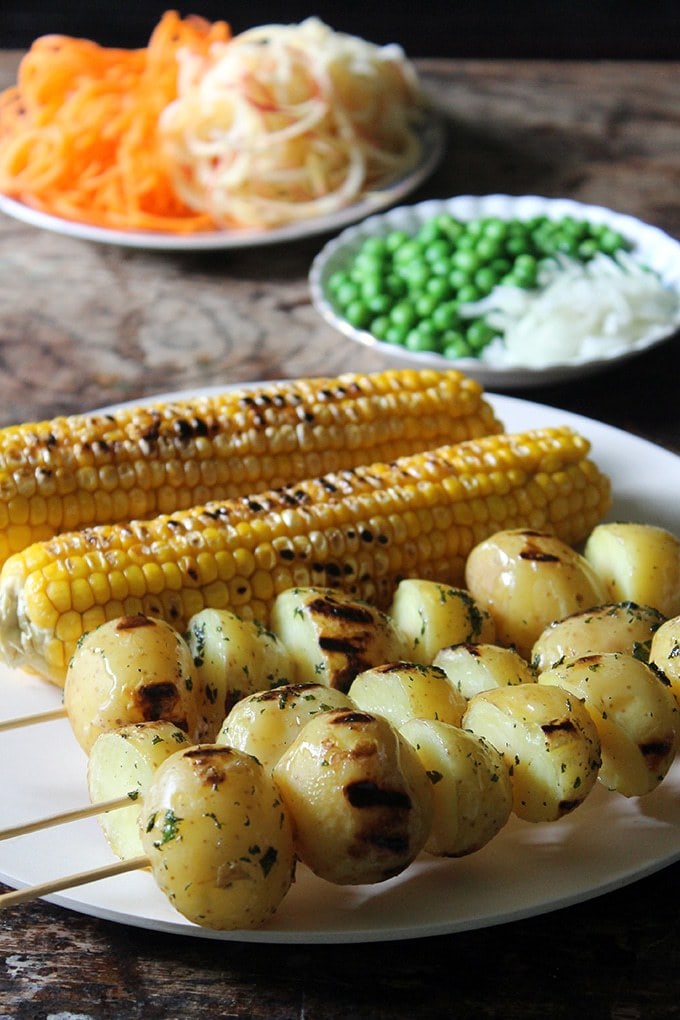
[385,230,410,252]
[353,252,385,277]
[384,273,407,298]
[578,238,599,260]
[434,214,464,241]
[335,280,360,308]
[456,232,477,251]
[511,253,539,287]
[345,300,370,328]
[465,319,496,351]
[452,249,482,273]
[482,218,508,242]
[361,236,389,258]
[431,301,460,331]
[403,263,431,291]
[405,329,438,353]
[475,237,502,263]
[360,275,386,301]
[553,235,581,257]
[449,267,472,291]
[426,276,452,301]
[417,220,442,245]
[457,283,481,304]
[465,218,485,238]
[415,293,439,318]
[389,301,417,329]
[392,240,423,265]
[366,292,393,315]
[424,239,451,264]
[327,270,351,295]
[428,257,452,278]
[442,332,472,359]
[474,267,499,295]
[370,315,391,340]
[490,257,513,277]
[598,228,628,253]
[505,234,533,258]
[384,324,409,345]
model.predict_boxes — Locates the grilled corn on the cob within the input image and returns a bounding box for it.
[0,369,500,568]
[0,427,611,684]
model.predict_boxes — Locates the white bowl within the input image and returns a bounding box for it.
[309,194,680,389]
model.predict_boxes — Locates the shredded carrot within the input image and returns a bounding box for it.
[0,11,231,232]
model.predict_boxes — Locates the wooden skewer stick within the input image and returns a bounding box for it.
[0,706,67,732]
[0,855,150,908]
[0,795,135,842]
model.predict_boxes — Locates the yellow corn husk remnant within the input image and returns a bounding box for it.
[0,427,611,685]
[0,369,501,568]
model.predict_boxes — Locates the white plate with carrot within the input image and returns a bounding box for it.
[0,14,444,249]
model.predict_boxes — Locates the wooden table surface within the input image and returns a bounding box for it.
[0,51,679,1018]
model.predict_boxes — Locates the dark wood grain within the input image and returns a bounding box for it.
[0,53,679,1018]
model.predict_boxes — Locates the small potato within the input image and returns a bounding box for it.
[64,615,200,754]
[388,579,495,665]
[270,586,406,693]
[465,528,606,658]
[462,683,601,822]
[400,719,512,857]
[434,643,537,701]
[348,662,467,729]
[141,745,296,930]
[539,652,678,797]
[584,523,680,618]
[273,708,433,885]
[532,602,666,673]
[216,682,352,772]
[185,608,295,741]
[88,721,191,860]
[649,616,680,708]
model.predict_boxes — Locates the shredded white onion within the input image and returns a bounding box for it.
[159,18,426,229]
[461,253,680,368]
